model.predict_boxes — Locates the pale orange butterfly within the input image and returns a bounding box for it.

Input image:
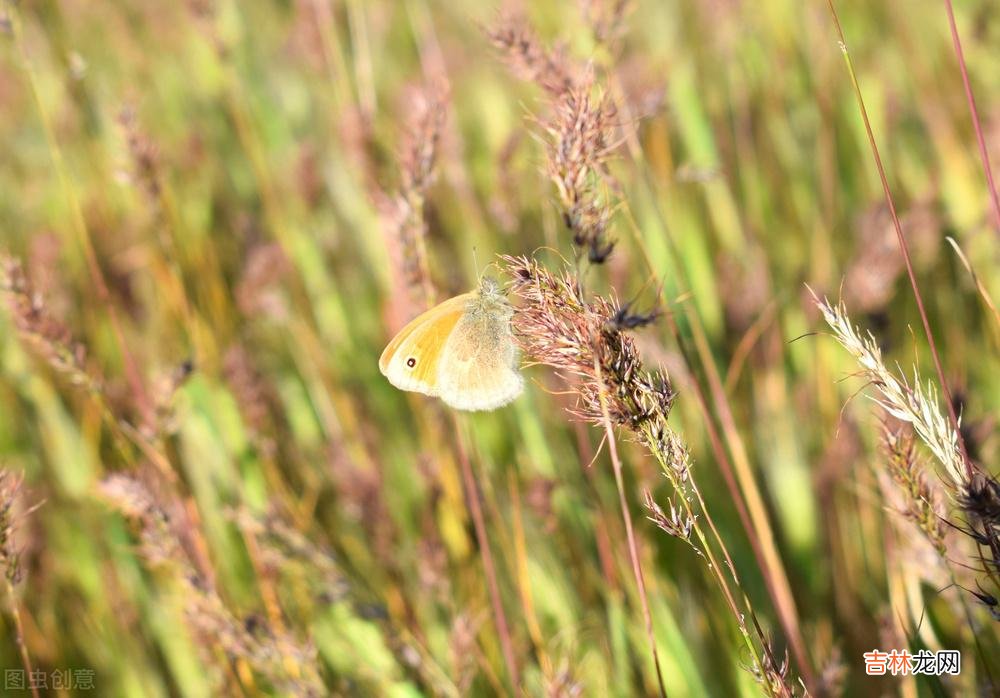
[378,276,523,411]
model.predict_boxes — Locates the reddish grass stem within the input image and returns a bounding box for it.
[942,0,1000,236]
[4,579,39,698]
[608,74,816,690]
[592,349,669,698]
[451,414,520,691]
[826,0,973,481]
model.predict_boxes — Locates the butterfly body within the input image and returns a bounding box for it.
[379,278,523,411]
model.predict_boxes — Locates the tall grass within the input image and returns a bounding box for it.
[1,0,998,696]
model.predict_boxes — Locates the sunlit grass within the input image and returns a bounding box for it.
[1,0,998,696]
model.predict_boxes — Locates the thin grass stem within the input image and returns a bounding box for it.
[451,413,520,691]
[941,0,1000,235]
[592,346,669,698]
[825,0,973,481]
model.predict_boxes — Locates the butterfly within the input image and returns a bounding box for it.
[379,277,523,411]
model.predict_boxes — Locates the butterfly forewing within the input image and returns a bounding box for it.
[378,293,471,397]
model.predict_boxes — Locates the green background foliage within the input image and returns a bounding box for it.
[0,0,997,695]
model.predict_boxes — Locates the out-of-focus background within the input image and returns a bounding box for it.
[0,0,998,695]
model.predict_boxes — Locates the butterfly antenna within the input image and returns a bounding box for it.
[473,247,498,288]
[472,246,482,284]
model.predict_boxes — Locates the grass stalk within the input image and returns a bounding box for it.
[592,349,669,698]
[507,471,553,679]
[825,0,972,480]
[941,0,1000,235]
[10,7,152,424]
[610,81,815,689]
[3,578,39,698]
[451,414,520,691]
[0,472,38,698]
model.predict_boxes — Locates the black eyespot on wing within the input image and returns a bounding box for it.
[406,357,417,368]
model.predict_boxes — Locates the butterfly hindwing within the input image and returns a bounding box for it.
[436,298,523,411]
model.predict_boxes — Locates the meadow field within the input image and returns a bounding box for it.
[1,0,999,695]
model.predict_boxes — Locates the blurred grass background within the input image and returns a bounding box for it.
[0,0,998,695]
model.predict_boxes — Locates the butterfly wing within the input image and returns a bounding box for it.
[379,293,472,397]
[436,305,524,411]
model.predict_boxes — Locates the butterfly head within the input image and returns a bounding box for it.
[478,275,504,299]
[468,275,513,324]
